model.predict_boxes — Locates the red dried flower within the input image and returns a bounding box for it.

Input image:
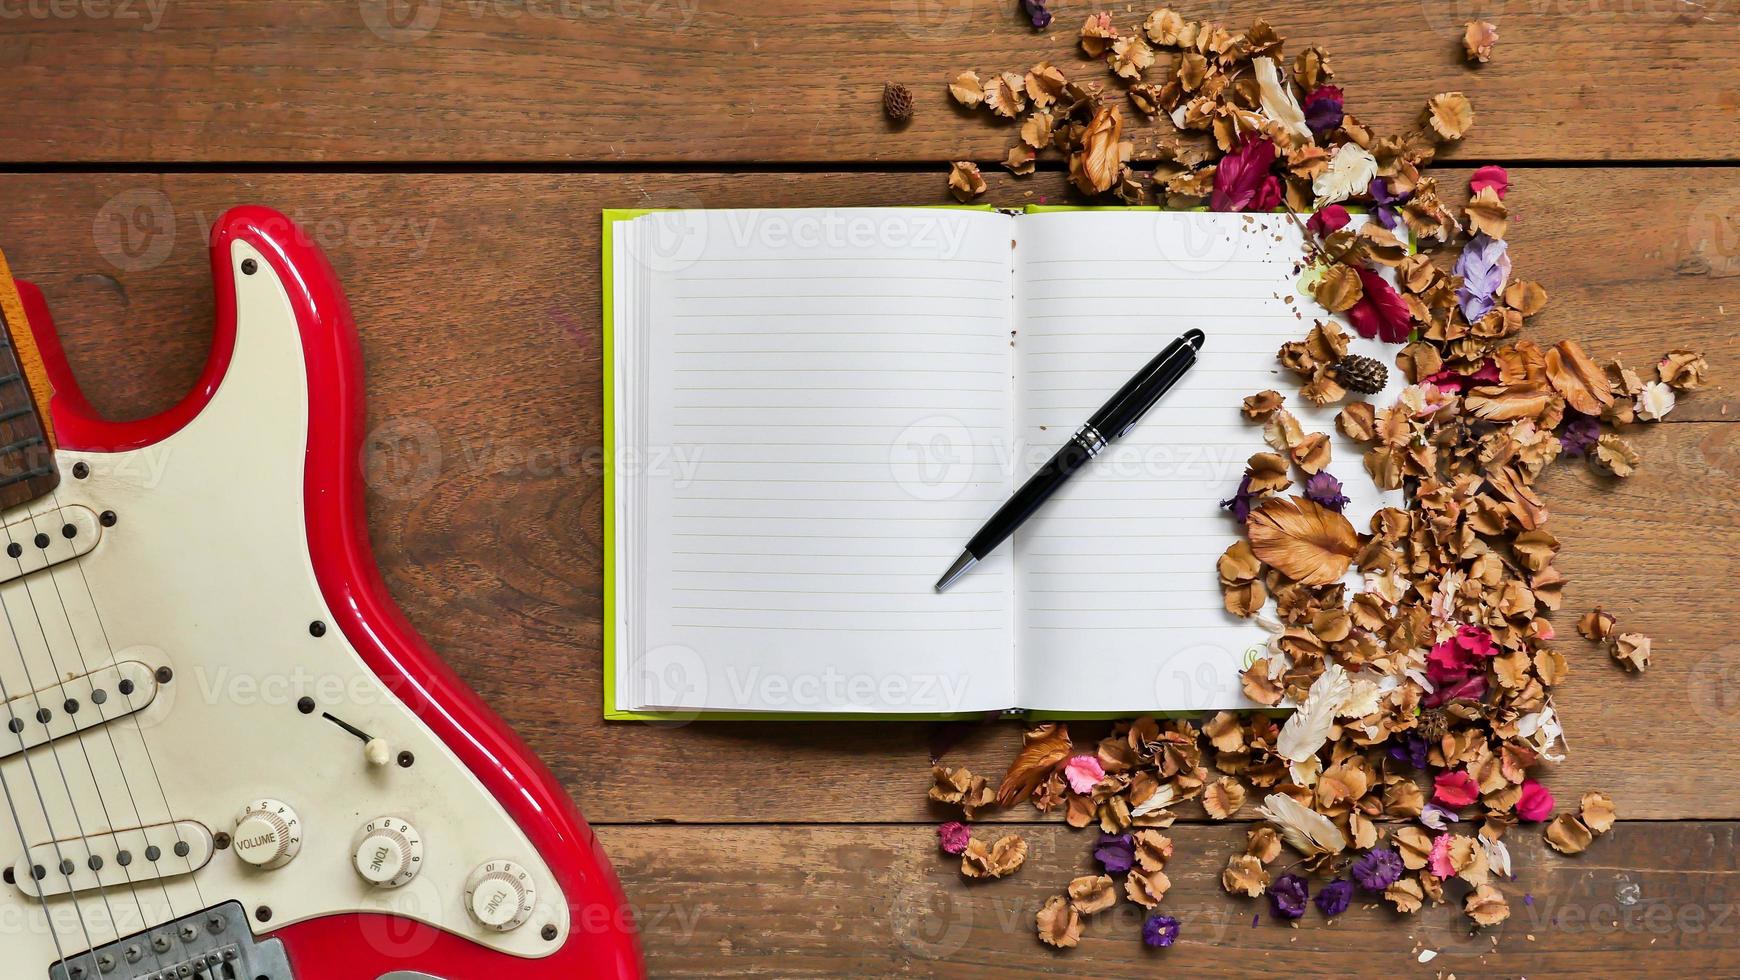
[1344,266,1413,343]
[1470,164,1509,199]
[1211,137,1280,212]
[1433,770,1480,808]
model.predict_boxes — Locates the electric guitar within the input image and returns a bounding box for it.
[0,207,642,979]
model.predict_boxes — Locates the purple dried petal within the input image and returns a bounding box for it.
[1094,832,1135,874]
[1560,412,1601,456]
[1269,873,1309,919]
[1388,734,1429,769]
[1021,0,1052,29]
[937,821,971,855]
[1302,85,1344,138]
[1304,471,1350,512]
[1454,233,1511,323]
[1142,913,1181,948]
[1351,847,1404,891]
[1315,879,1354,917]
[1220,473,1258,523]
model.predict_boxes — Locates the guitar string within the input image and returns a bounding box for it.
[44,481,210,917]
[0,662,72,969]
[18,496,189,932]
[0,544,115,965]
[3,504,164,951]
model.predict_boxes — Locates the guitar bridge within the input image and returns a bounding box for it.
[50,901,294,980]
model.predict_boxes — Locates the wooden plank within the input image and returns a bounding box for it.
[596,822,1740,976]
[0,170,1731,824]
[2,1,1739,163]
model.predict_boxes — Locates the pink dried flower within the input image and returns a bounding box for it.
[1344,266,1413,343]
[1428,833,1455,879]
[937,821,972,855]
[1470,164,1509,199]
[1063,754,1106,794]
[1516,780,1555,822]
[1433,770,1480,808]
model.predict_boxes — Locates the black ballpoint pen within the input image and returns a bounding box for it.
[934,328,1206,592]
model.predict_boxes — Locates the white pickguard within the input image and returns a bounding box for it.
[0,240,566,973]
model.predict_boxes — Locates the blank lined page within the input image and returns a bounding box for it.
[617,208,1018,713]
[1011,210,1401,713]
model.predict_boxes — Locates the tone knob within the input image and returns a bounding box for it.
[233,799,302,870]
[463,859,536,932]
[352,816,423,888]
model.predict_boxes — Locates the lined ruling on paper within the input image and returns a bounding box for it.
[610,207,1399,715]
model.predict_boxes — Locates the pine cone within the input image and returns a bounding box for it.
[1417,707,1450,745]
[883,82,914,122]
[1330,354,1388,396]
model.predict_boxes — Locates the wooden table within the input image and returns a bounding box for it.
[4,1,1738,974]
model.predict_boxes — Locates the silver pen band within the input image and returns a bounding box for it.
[1071,423,1107,458]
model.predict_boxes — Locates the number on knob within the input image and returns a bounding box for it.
[352,817,423,889]
[463,859,537,932]
[232,799,301,870]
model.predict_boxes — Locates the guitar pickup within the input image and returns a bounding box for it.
[0,505,101,584]
[0,661,159,760]
[11,819,213,899]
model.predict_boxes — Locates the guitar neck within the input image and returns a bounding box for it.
[0,250,60,511]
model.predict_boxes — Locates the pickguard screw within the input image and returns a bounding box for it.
[207,913,227,933]
[297,697,316,714]
[241,259,258,275]
[71,462,88,479]
[397,750,415,768]
[99,511,117,527]
[309,621,327,637]
[155,666,174,685]
[542,924,559,941]
[213,833,231,851]
[254,905,272,923]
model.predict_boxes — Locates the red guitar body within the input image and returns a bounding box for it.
[5,207,642,979]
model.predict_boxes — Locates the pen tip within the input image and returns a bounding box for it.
[934,551,978,593]
[1183,328,1206,351]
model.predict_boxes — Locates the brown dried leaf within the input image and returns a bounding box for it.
[1658,349,1708,391]
[1079,12,1119,57]
[1611,632,1652,672]
[996,724,1071,807]
[1311,263,1365,313]
[1222,853,1269,896]
[1125,867,1171,908]
[1246,496,1359,587]
[1544,814,1593,855]
[1504,280,1549,316]
[962,833,1028,878]
[1463,20,1499,63]
[1592,434,1640,478]
[1203,777,1246,819]
[985,72,1028,119]
[1134,829,1174,872]
[948,70,984,108]
[1243,389,1284,420]
[1068,874,1118,915]
[1423,92,1474,141]
[1024,62,1068,107]
[1465,882,1509,926]
[1069,105,1125,196]
[1580,791,1617,834]
[1544,340,1614,416]
[947,161,987,203]
[1036,894,1083,948]
[1464,186,1509,239]
[1108,36,1154,80]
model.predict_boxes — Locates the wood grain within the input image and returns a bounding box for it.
[0,169,1732,828]
[596,822,1740,976]
[2,1,1739,163]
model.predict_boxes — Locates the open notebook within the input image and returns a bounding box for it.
[605,207,1401,720]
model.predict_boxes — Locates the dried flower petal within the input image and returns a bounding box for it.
[1580,791,1617,834]
[1658,349,1708,390]
[1515,780,1554,822]
[1036,894,1083,948]
[1463,21,1499,63]
[1142,913,1180,948]
[1352,847,1404,891]
[1544,814,1593,855]
[1125,867,1171,908]
[1424,92,1474,141]
[1313,143,1377,208]
[947,161,987,203]
[1211,137,1280,213]
[948,70,984,108]
[962,833,1028,878]
[1269,873,1309,919]
[1246,495,1359,586]
[1315,879,1353,917]
[1635,380,1676,421]
[1069,105,1125,196]
[937,821,972,855]
[1064,754,1107,794]
[1465,882,1510,926]
[1222,853,1270,896]
[1203,777,1246,819]
[1592,434,1640,478]
[1612,632,1652,672]
[1068,873,1118,914]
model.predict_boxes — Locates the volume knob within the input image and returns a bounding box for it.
[352,817,422,888]
[463,859,536,932]
[233,799,301,870]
